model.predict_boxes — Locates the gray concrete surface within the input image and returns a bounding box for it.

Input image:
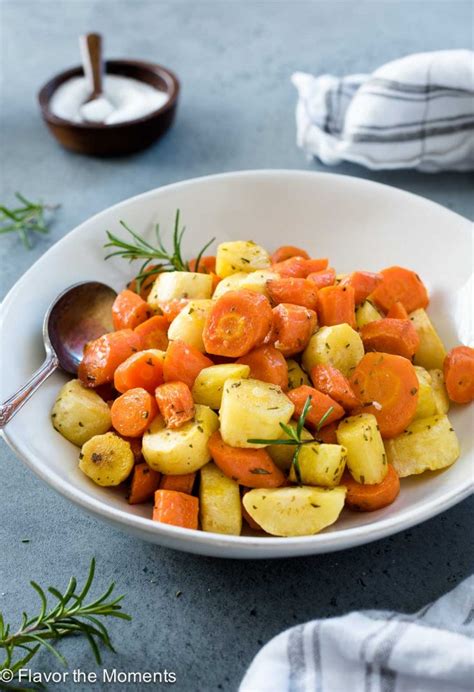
[1,1,473,690]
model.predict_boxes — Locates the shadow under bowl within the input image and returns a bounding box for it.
[38,59,180,157]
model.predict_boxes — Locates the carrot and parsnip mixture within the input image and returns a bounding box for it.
[50,213,473,537]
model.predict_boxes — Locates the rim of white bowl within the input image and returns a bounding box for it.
[2,170,473,557]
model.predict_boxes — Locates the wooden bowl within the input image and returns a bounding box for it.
[38,60,180,156]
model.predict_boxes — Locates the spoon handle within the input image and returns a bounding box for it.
[0,354,59,428]
[80,32,103,98]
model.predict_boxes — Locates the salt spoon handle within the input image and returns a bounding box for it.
[80,32,104,101]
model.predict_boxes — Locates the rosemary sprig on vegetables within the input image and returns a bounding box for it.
[0,559,131,682]
[0,193,59,249]
[247,397,334,483]
[104,209,215,292]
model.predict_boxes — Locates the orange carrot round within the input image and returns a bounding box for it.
[159,473,196,495]
[370,266,429,313]
[304,258,330,275]
[386,301,408,319]
[78,329,143,387]
[340,271,382,305]
[315,421,338,444]
[134,315,169,350]
[160,299,190,323]
[287,385,345,428]
[112,289,152,330]
[128,463,161,504]
[272,256,328,278]
[307,268,336,289]
[208,432,285,488]
[318,284,356,328]
[342,465,400,511]
[152,489,199,529]
[127,265,162,300]
[155,381,195,428]
[271,303,317,356]
[114,350,164,393]
[443,345,474,403]
[203,290,273,357]
[111,388,158,437]
[271,246,309,264]
[163,340,213,389]
[361,318,420,360]
[350,352,419,438]
[237,345,289,390]
[267,278,319,311]
[310,364,360,410]
[188,255,216,274]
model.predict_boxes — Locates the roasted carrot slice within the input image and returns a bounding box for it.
[271,256,310,278]
[128,463,161,504]
[361,318,420,360]
[370,266,429,313]
[78,329,143,387]
[118,435,143,463]
[134,315,169,350]
[111,388,158,437]
[160,299,190,323]
[270,303,317,357]
[153,490,199,530]
[386,301,408,319]
[315,421,338,444]
[237,345,289,390]
[208,432,285,488]
[318,285,356,328]
[350,352,419,438]
[159,473,196,495]
[127,265,162,300]
[114,350,164,394]
[341,464,400,512]
[304,259,330,275]
[188,255,216,274]
[163,340,213,389]
[267,278,319,311]
[271,246,310,263]
[272,256,328,278]
[155,381,195,428]
[444,345,474,403]
[112,289,152,330]
[202,290,273,357]
[307,268,336,289]
[287,385,345,428]
[340,271,382,305]
[310,364,360,410]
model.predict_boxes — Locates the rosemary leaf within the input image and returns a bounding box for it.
[0,193,58,248]
[104,209,215,292]
[0,559,131,683]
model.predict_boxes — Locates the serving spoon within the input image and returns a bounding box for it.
[0,282,117,428]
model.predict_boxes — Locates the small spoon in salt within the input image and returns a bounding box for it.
[79,33,115,123]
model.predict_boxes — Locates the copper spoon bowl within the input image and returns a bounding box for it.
[0,282,117,427]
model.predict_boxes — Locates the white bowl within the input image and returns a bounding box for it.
[1,171,472,558]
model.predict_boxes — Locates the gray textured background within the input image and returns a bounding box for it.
[1,1,473,691]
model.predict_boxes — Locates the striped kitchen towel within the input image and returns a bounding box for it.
[240,576,474,692]
[292,50,474,171]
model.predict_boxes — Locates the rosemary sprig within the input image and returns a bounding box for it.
[247,397,334,483]
[0,193,59,249]
[104,209,215,292]
[0,559,131,684]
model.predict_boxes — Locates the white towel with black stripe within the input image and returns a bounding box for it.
[292,50,474,171]
[240,576,474,692]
